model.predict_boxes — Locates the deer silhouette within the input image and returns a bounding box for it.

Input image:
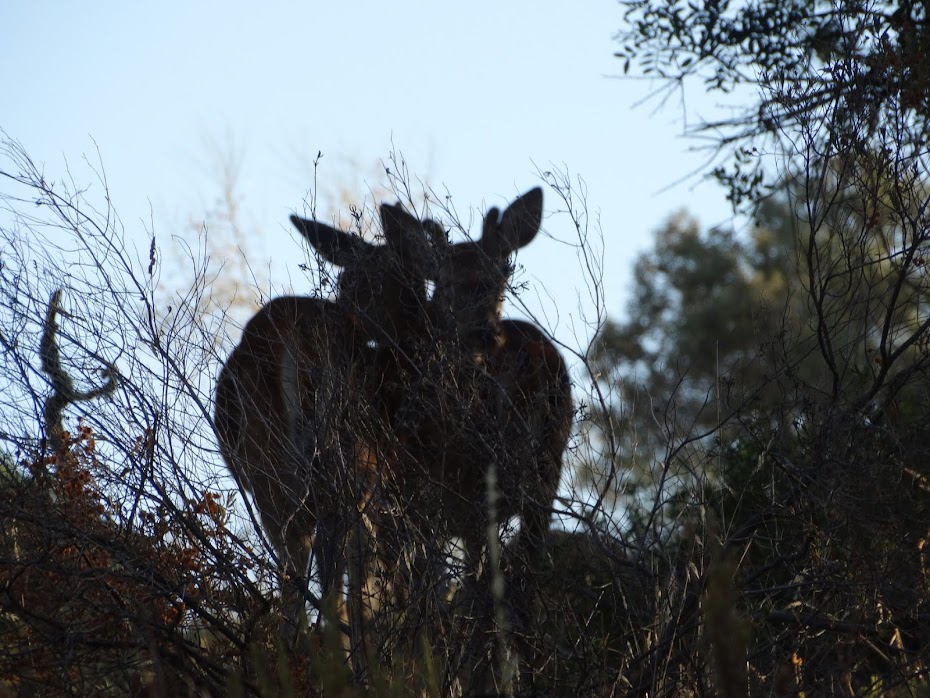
[367,189,573,690]
[214,202,438,648]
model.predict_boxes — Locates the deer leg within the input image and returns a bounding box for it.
[312,506,349,626]
[454,525,510,696]
[511,486,556,692]
[346,502,394,684]
[277,514,313,650]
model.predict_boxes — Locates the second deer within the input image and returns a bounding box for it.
[373,188,573,687]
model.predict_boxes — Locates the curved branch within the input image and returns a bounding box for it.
[40,289,117,451]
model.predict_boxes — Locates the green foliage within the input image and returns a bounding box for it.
[589,201,802,518]
[590,145,930,691]
[615,0,930,209]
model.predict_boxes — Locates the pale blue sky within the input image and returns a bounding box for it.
[4,1,737,353]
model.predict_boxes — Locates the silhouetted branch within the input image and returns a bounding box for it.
[39,288,116,452]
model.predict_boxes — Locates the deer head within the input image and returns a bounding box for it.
[430,187,544,355]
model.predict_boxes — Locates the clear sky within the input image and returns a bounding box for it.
[3,1,736,356]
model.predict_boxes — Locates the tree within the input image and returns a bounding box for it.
[615,0,930,208]
[589,198,796,518]
[603,5,930,691]
[590,168,930,692]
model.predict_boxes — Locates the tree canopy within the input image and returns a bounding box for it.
[578,2,930,692]
[615,0,930,206]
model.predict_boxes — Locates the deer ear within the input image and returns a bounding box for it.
[499,187,543,252]
[380,203,440,273]
[290,215,370,267]
[480,187,543,257]
[379,203,422,246]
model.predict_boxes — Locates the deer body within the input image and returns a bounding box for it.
[400,318,571,567]
[214,204,435,645]
[393,189,573,692]
[215,296,373,636]
[426,188,572,566]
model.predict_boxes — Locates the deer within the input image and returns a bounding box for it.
[213,201,439,652]
[444,192,571,558]
[373,188,573,690]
